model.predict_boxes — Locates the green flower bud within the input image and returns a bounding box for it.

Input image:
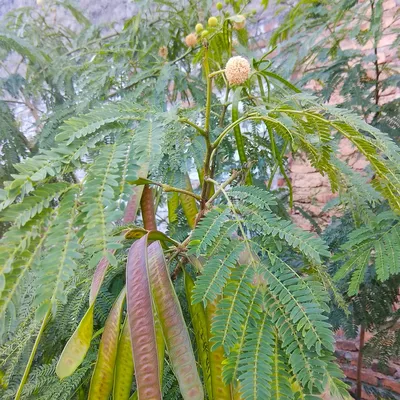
[195,23,204,33]
[201,30,209,38]
[208,16,218,27]
[216,2,223,10]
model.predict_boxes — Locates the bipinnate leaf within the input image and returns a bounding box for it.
[88,287,126,399]
[113,317,135,400]
[126,235,162,400]
[147,241,204,400]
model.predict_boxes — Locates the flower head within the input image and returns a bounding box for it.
[232,15,246,30]
[225,56,251,86]
[185,33,198,47]
[195,23,204,33]
[158,46,168,59]
[208,16,218,27]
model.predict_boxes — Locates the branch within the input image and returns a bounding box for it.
[205,170,240,206]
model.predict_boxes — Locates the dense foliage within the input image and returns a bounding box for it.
[0,1,399,399]
[272,1,400,397]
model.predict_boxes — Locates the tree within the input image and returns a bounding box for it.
[0,1,399,399]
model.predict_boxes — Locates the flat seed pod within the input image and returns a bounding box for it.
[113,317,134,400]
[184,271,212,399]
[126,235,162,400]
[148,241,204,400]
[56,254,113,379]
[88,288,126,399]
[180,174,198,229]
[206,301,232,399]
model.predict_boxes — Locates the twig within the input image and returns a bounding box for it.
[205,170,240,206]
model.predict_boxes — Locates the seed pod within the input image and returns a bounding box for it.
[232,86,252,185]
[184,271,212,399]
[126,235,162,400]
[168,191,179,223]
[88,288,126,399]
[56,255,114,379]
[206,301,232,399]
[113,317,134,400]
[148,242,204,400]
[140,184,157,231]
[179,173,198,229]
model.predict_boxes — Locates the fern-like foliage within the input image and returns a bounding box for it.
[334,210,400,295]
[189,185,346,399]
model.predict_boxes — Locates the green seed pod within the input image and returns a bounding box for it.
[179,173,198,229]
[113,317,134,400]
[184,272,212,399]
[88,288,126,399]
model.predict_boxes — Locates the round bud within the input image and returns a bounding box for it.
[195,23,204,33]
[233,15,246,30]
[225,56,251,86]
[185,33,198,47]
[158,46,168,59]
[208,16,218,27]
[216,2,223,10]
[201,30,209,38]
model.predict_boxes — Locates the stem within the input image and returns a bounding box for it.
[356,326,365,400]
[179,118,207,137]
[204,46,212,135]
[162,185,201,201]
[219,86,231,127]
[15,308,51,400]
[205,170,239,206]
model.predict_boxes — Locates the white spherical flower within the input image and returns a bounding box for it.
[225,56,250,86]
[185,33,198,48]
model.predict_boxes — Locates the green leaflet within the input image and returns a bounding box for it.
[147,242,204,400]
[88,288,126,399]
[180,173,198,229]
[126,235,162,400]
[0,182,71,227]
[113,317,134,400]
[184,272,212,400]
